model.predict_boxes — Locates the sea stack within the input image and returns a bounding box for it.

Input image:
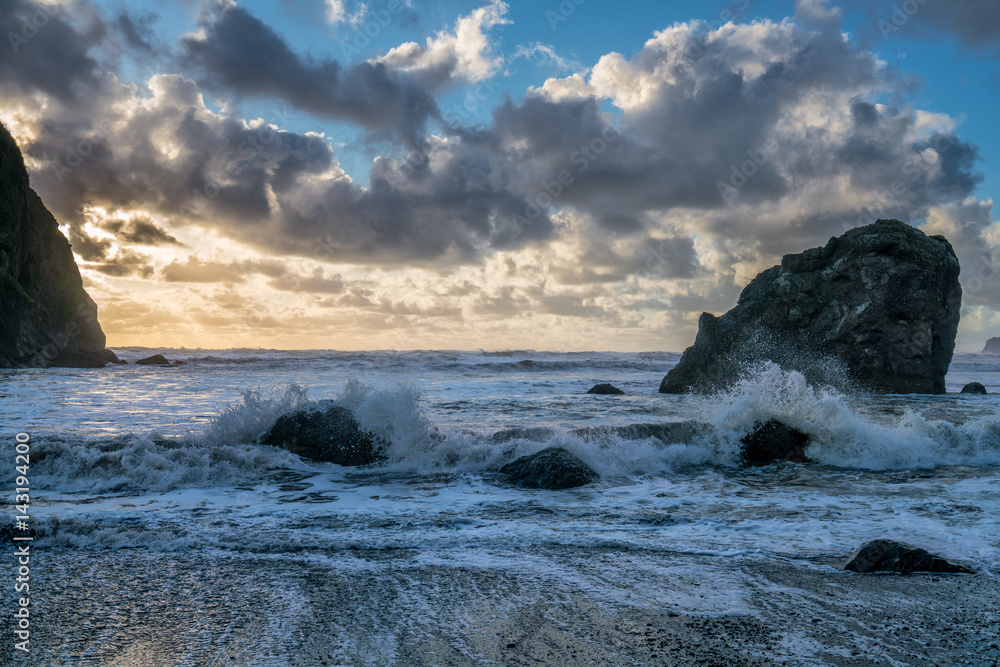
[660,219,961,394]
[0,122,119,368]
[983,337,1000,354]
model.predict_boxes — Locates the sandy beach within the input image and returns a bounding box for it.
[25,546,998,665]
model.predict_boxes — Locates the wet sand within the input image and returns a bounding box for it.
[16,547,999,665]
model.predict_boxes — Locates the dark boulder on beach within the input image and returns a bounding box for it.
[983,337,1000,354]
[960,382,987,395]
[499,447,599,490]
[0,123,118,368]
[740,419,812,465]
[660,219,962,395]
[587,383,624,395]
[135,354,172,366]
[261,404,385,466]
[845,539,974,575]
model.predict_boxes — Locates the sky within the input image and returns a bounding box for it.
[1,0,999,352]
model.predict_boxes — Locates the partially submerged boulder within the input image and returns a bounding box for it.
[499,447,599,490]
[573,421,711,444]
[960,382,987,395]
[587,383,624,395]
[261,404,384,465]
[660,220,962,394]
[135,354,172,366]
[845,539,974,574]
[740,420,811,465]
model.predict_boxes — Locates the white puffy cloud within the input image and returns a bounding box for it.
[376,0,510,85]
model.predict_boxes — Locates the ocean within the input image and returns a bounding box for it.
[3,349,1000,665]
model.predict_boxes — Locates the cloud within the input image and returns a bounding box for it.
[513,43,582,73]
[161,257,246,283]
[856,0,1000,56]
[3,1,998,350]
[0,0,105,103]
[376,0,510,85]
[102,218,183,246]
[180,3,439,144]
[324,0,365,26]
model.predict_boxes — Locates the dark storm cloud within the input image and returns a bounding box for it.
[113,10,159,55]
[179,3,440,145]
[856,0,1000,56]
[103,218,183,246]
[3,6,988,280]
[0,0,104,103]
[68,226,154,277]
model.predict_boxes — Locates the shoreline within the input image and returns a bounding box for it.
[25,547,999,665]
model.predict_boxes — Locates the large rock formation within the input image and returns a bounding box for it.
[261,404,386,466]
[983,337,1000,354]
[660,220,961,394]
[0,122,118,368]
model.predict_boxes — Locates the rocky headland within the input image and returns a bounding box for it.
[661,219,962,394]
[0,122,119,368]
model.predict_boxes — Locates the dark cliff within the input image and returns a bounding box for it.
[0,122,118,367]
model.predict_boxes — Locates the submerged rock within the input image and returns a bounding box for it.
[135,354,172,366]
[499,447,599,490]
[574,421,712,444]
[660,219,962,395]
[261,404,385,465]
[740,420,811,465]
[845,539,974,574]
[0,123,118,368]
[587,383,624,395]
[983,337,1000,354]
[960,382,987,394]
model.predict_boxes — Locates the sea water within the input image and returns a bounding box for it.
[2,349,999,664]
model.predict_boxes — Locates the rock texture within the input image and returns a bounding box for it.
[845,539,974,575]
[960,382,987,395]
[135,354,172,366]
[740,420,812,465]
[499,447,599,490]
[660,219,961,395]
[0,122,118,368]
[261,404,385,465]
[587,383,624,395]
[983,337,1000,354]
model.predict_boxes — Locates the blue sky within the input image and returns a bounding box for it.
[2,0,999,351]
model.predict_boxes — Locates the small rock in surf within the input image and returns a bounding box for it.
[845,539,974,574]
[135,354,173,366]
[261,404,385,466]
[740,419,812,465]
[587,383,624,394]
[960,382,987,394]
[499,447,599,490]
